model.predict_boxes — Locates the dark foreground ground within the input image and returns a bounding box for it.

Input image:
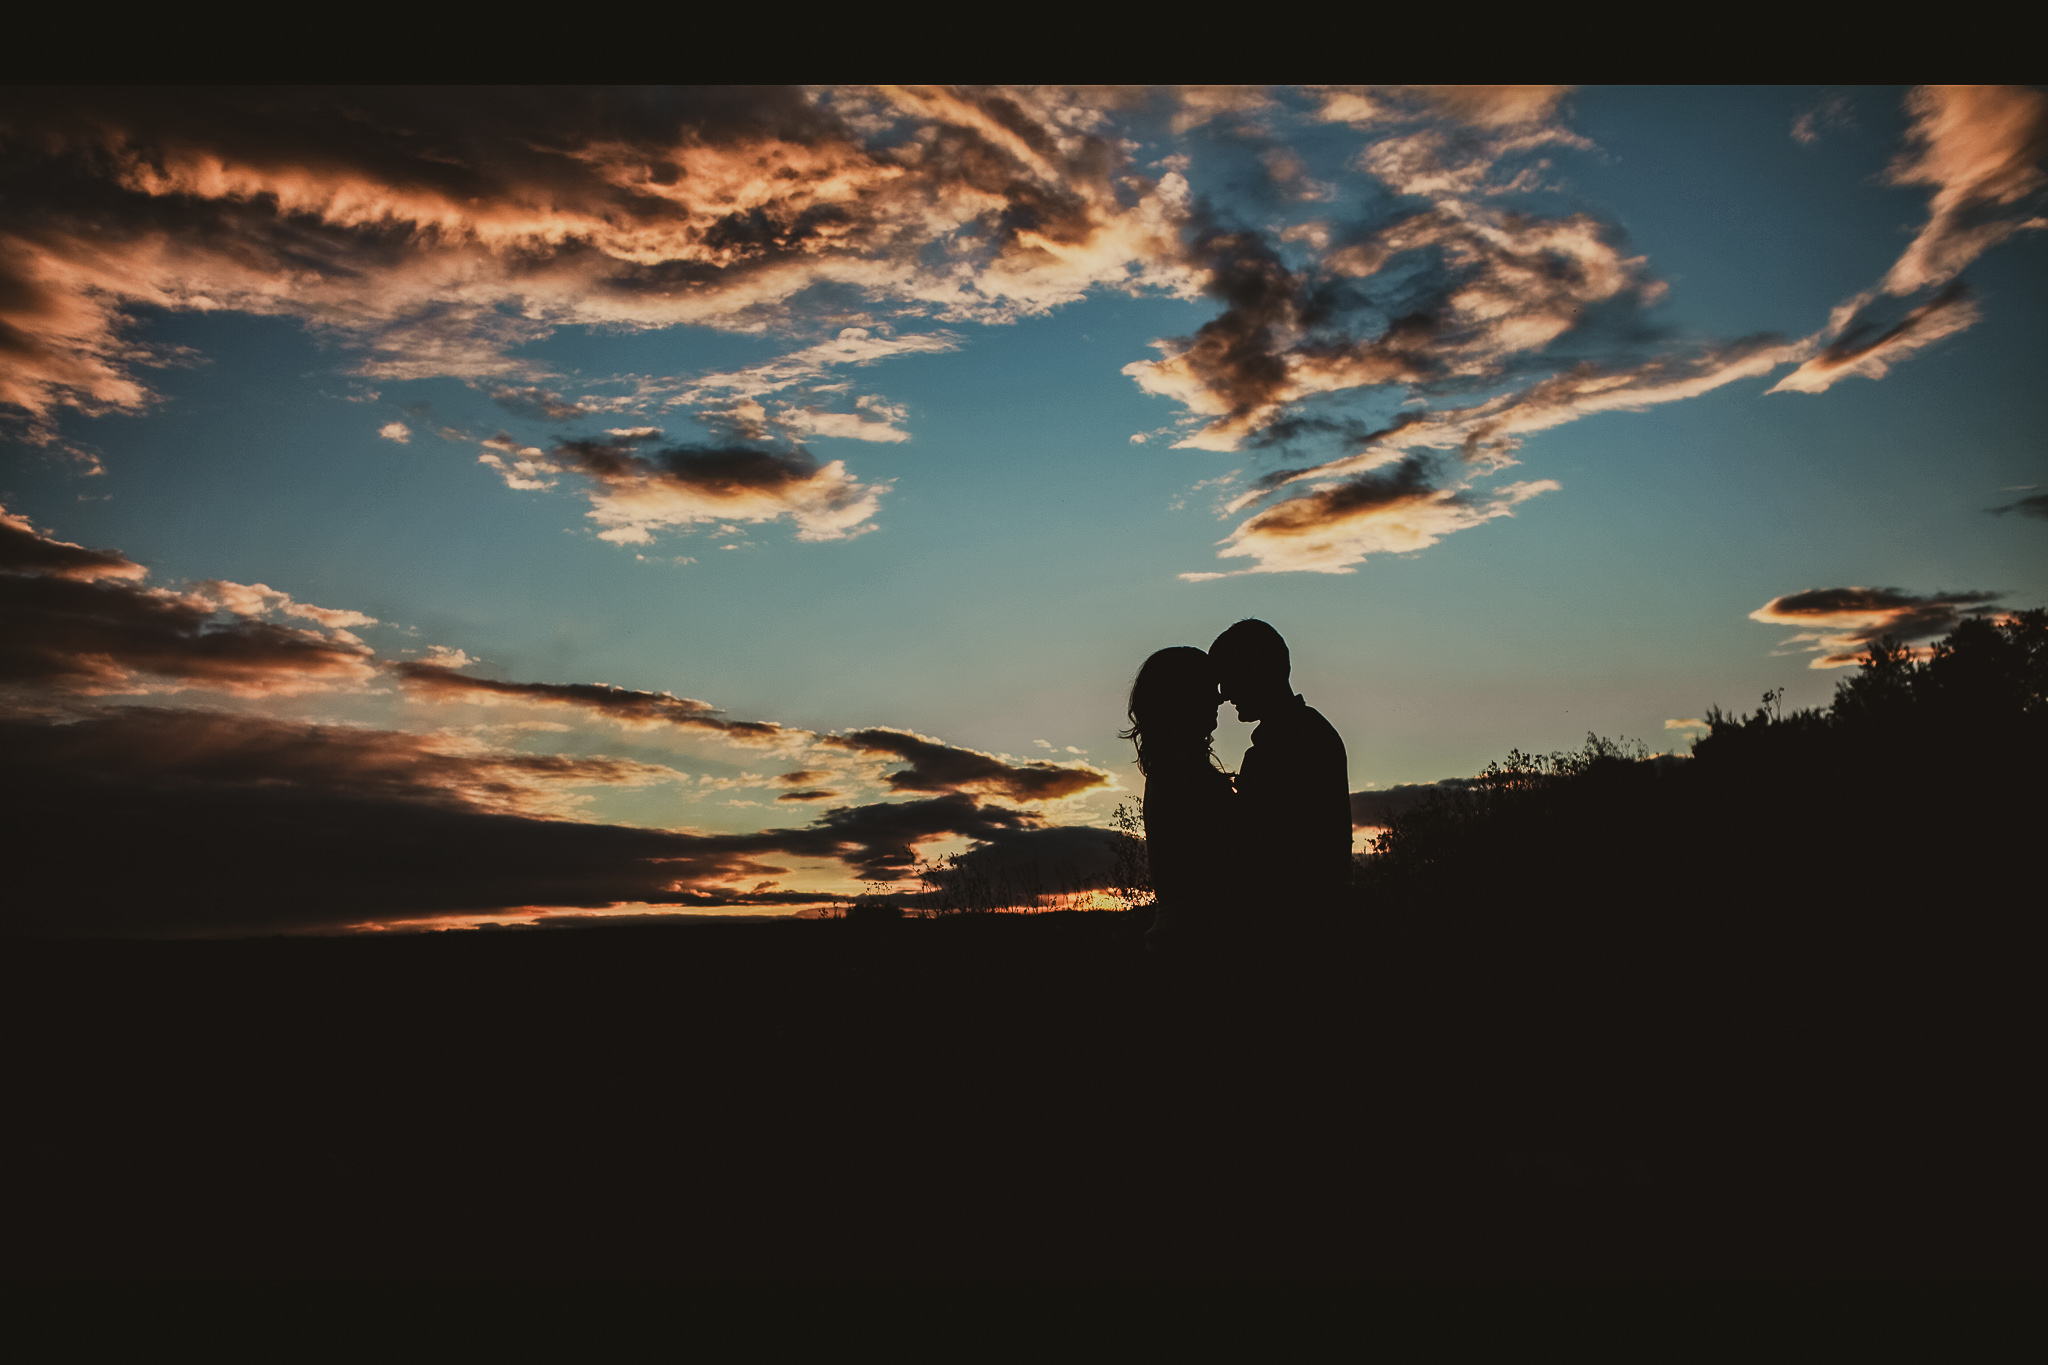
[4,907,2037,1279]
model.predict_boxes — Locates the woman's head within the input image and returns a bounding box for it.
[1122,646,1220,774]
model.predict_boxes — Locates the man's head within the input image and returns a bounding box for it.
[1209,618,1291,721]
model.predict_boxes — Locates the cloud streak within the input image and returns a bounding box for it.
[1750,586,2005,668]
[0,509,1120,934]
[0,505,377,697]
[0,705,1084,935]
[393,658,802,747]
[1989,492,2048,520]
[0,706,759,936]
[396,657,1112,804]
[820,727,1113,802]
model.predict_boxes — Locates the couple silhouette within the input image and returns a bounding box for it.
[1125,619,1352,953]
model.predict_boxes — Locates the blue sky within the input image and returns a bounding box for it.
[3,86,2042,930]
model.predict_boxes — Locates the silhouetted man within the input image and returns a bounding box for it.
[1210,619,1352,918]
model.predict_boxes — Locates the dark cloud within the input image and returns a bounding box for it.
[542,436,885,544]
[0,505,375,696]
[1792,94,1857,147]
[1129,202,1660,452]
[1195,454,1556,576]
[1245,454,1439,533]
[781,793,1040,881]
[557,438,824,494]
[776,789,840,802]
[391,661,795,745]
[1989,493,2048,520]
[490,386,591,422]
[820,727,1110,802]
[1127,219,1428,450]
[1750,586,2005,668]
[0,508,147,582]
[775,769,833,785]
[0,707,730,936]
[0,707,1072,935]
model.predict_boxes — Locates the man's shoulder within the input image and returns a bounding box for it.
[1246,698,1345,774]
[1283,698,1346,752]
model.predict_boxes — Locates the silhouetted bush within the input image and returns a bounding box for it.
[1360,608,2045,915]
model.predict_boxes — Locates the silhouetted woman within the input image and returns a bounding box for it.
[1122,646,1241,953]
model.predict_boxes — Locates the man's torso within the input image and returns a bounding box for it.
[1236,696,1353,896]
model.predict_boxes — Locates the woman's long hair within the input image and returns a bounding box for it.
[1121,646,1221,776]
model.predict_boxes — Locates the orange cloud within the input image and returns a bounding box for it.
[1768,284,1981,395]
[1190,456,1557,578]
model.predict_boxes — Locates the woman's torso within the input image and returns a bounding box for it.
[1143,761,1240,910]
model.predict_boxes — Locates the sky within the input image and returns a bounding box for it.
[3,85,2043,935]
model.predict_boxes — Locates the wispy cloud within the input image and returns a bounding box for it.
[490,386,592,422]
[666,328,961,405]
[1791,94,1856,147]
[1881,85,2048,295]
[1770,87,2047,396]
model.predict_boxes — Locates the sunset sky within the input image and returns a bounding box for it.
[4,85,2043,934]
